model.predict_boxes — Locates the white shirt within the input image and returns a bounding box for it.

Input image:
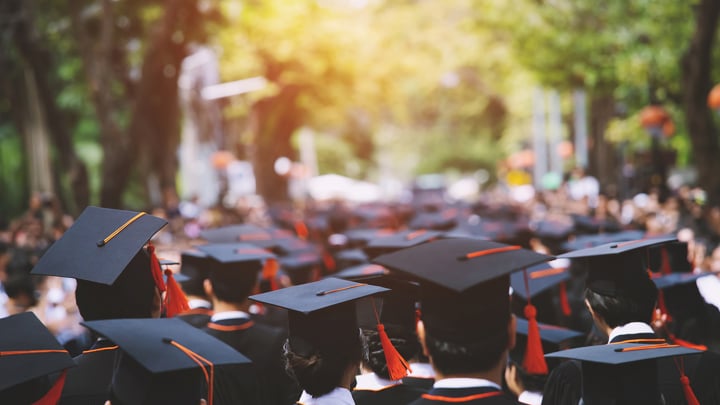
[407,362,436,379]
[210,310,250,322]
[607,322,654,343]
[433,378,501,390]
[518,390,543,405]
[354,372,401,391]
[187,298,212,310]
[696,274,720,311]
[297,387,354,405]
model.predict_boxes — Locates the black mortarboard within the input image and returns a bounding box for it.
[651,272,711,290]
[31,206,167,285]
[333,263,389,280]
[344,228,395,246]
[0,312,75,403]
[278,251,321,285]
[648,241,693,274]
[333,249,369,269]
[82,318,252,405]
[545,343,701,404]
[560,236,676,297]
[199,224,273,244]
[408,212,457,231]
[373,238,553,293]
[510,261,570,301]
[515,317,584,344]
[363,229,442,258]
[196,243,275,264]
[561,230,646,252]
[249,278,388,353]
[571,214,621,234]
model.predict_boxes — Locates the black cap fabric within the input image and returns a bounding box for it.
[200,224,273,243]
[196,243,275,264]
[651,272,711,290]
[82,318,252,405]
[344,228,395,246]
[373,238,554,292]
[560,236,675,297]
[561,230,646,252]
[546,342,701,404]
[515,317,584,344]
[510,261,570,301]
[249,278,388,354]
[31,206,167,285]
[333,264,389,280]
[363,230,442,258]
[333,249,369,267]
[0,312,75,393]
[648,242,693,274]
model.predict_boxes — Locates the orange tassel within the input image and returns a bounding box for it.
[523,304,548,375]
[322,251,336,273]
[559,281,571,317]
[377,323,412,380]
[32,370,67,405]
[670,334,708,351]
[262,258,279,291]
[164,269,190,317]
[294,221,309,240]
[681,376,700,405]
[660,247,672,275]
[147,243,166,293]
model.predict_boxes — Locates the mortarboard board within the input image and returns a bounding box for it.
[196,243,275,264]
[571,214,622,234]
[278,251,321,285]
[560,236,676,298]
[249,278,387,353]
[408,211,457,231]
[560,230,646,252]
[31,206,167,285]
[0,312,76,404]
[545,342,702,405]
[650,272,711,290]
[82,317,252,405]
[648,241,693,274]
[344,228,395,247]
[515,318,584,345]
[333,248,369,269]
[333,263,389,280]
[199,224,273,244]
[363,229,442,259]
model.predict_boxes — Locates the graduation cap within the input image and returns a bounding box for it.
[278,251,321,285]
[650,272,711,290]
[158,259,190,283]
[0,312,75,404]
[199,224,274,244]
[82,318,252,405]
[197,243,278,295]
[545,342,702,405]
[30,206,189,317]
[649,242,693,275]
[511,260,573,317]
[561,230,646,252]
[344,228,395,247]
[373,238,554,374]
[363,229,442,259]
[249,278,415,378]
[408,212,457,231]
[333,263,389,280]
[31,206,166,285]
[333,249,369,269]
[178,250,211,297]
[560,236,676,298]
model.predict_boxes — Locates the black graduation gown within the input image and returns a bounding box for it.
[352,383,427,405]
[409,387,520,404]
[541,332,720,405]
[176,307,213,329]
[203,316,301,405]
[59,340,118,405]
[403,376,436,391]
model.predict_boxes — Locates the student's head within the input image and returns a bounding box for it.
[205,261,261,304]
[584,285,657,329]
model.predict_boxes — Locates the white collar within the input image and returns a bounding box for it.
[354,372,401,391]
[407,362,436,379]
[607,322,654,343]
[187,299,212,310]
[518,390,543,405]
[433,378,501,390]
[211,310,251,322]
[298,387,354,405]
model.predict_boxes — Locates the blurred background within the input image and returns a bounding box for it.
[1,0,719,218]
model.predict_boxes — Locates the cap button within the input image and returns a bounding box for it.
[96,240,106,247]
[610,244,618,248]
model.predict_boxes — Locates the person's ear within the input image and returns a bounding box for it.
[204,279,213,299]
[416,320,429,357]
[507,314,517,350]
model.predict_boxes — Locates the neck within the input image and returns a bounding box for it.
[339,362,360,390]
[433,352,506,386]
[213,300,250,314]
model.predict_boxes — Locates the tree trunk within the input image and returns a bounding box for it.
[587,93,618,192]
[251,85,304,204]
[682,0,720,204]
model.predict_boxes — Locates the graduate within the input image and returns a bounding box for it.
[197,242,301,405]
[542,236,720,405]
[373,238,554,404]
[175,250,215,328]
[30,207,187,405]
[250,277,388,405]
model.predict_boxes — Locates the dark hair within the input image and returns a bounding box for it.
[363,325,420,379]
[75,252,157,321]
[283,332,364,397]
[584,287,657,328]
[4,273,38,307]
[425,326,509,376]
[208,263,260,304]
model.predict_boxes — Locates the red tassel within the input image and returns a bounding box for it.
[523,304,548,375]
[377,323,412,380]
[680,375,700,405]
[164,269,190,317]
[670,334,708,351]
[262,258,279,291]
[656,289,672,323]
[32,370,67,405]
[660,247,672,275]
[294,221,309,240]
[559,281,572,316]
[147,243,166,293]
[322,251,336,273]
